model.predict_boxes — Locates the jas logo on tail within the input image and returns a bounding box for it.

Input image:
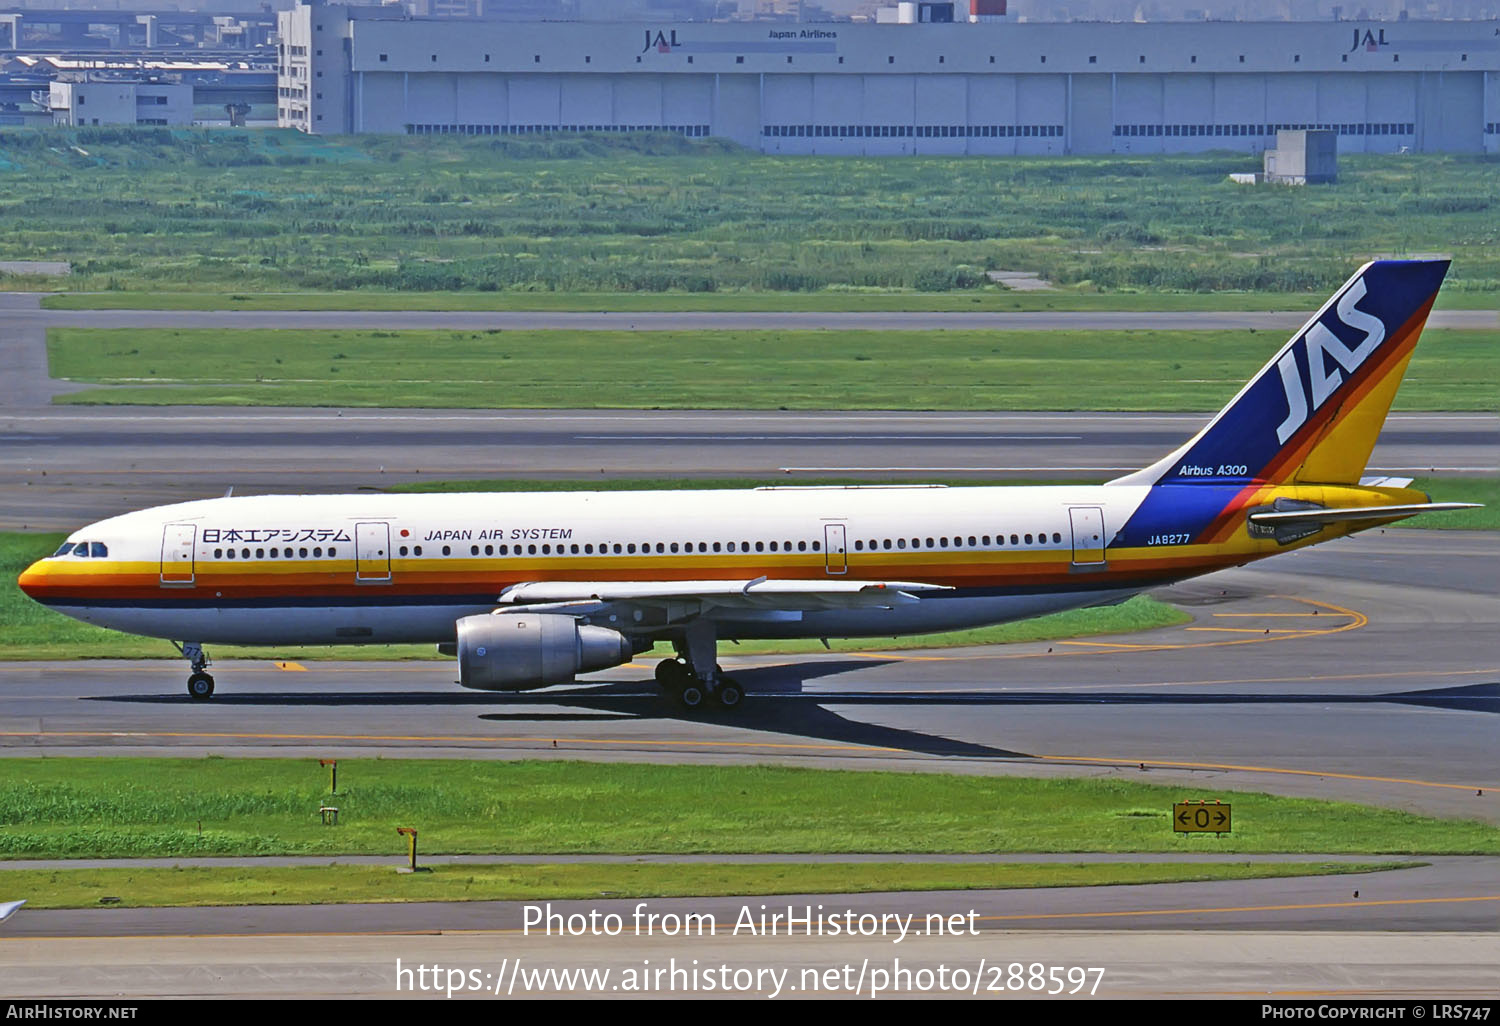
[1274,278,1387,444]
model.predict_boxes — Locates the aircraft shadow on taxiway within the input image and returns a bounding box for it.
[82,665,1496,760]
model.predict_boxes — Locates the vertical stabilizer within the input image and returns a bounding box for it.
[1109,259,1449,488]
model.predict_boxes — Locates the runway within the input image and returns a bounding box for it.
[2,408,1494,530]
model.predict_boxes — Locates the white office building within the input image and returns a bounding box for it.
[47,79,193,127]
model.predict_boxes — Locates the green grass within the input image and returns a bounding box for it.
[1,860,1408,911]
[3,130,1500,298]
[38,290,1500,313]
[1399,477,1500,532]
[0,531,1185,661]
[46,326,1499,410]
[0,758,1494,857]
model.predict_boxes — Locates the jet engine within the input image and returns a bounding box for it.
[455,613,633,691]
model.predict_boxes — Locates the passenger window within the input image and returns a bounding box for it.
[1010,534,1019,545]
[741,541,750,551]
[242,548,251,559]
[330,547,338,557]
[982,536,990,545]
[214,548,223,558]
[812,540,820,551]
[755,542,764,552]
[399,546,408,556]
[1053,532,1062,543]
[712,542,721,552]
[854,540,863,551]
[313,547,322,557]
[897,538,906,549]
[939,538,948,548]
[883,539,892,550]
[570,544,579,554]
[797,541,807,552]
[1024,534,1033,545]
[614,544,622,554]
[91,542,108,558]
[968,536,977,546]
[442,545,451,556]
[413,546,422,556]
[585,544,594,554]
[484,545,493,556]
[498,544,508,555]
[727,542,736,552]
[528,544,536,555]
[927,538,935,548]
[256,548,264,559]
[627,543,636,554]
[227,549,236,560]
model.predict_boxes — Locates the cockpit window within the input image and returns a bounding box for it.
[53,542,75,556]
[72,542,90,557]
[90,542,108,558]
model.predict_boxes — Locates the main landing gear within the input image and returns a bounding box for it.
[653,620,744,712]
[175,641,215,700]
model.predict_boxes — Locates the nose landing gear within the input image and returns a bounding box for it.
[174,641,215,700]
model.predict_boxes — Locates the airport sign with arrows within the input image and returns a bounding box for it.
[1173,800,1231,833]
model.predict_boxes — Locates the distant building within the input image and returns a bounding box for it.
[47,79,192,126]
[1264,128,1338,184]
[278,2,1499,155]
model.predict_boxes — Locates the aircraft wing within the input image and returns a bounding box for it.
[1247,502,1480,526]
[498,577,950,613]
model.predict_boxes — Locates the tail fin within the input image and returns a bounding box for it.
[1109,259,1449,488]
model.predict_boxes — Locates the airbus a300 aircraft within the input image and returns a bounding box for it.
[18,259,1478,710]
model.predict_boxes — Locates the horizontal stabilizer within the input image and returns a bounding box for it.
[1247,502,1480,526]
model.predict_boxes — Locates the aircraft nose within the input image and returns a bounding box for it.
[17,559,48,600]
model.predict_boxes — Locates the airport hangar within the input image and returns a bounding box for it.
[278,4,1499,155]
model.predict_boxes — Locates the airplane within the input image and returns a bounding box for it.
[17,258,1479,711]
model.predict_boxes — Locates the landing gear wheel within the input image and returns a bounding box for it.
[715,679,745,710]
[656,659,692,696]
[187,672,215,700]
[678,684,705,710]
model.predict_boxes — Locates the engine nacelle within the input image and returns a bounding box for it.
[455,613,633,691]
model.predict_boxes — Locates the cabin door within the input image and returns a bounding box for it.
[823,523,847,575]
[1068,507,1107,567]
[355,522,392,583]
[159,523,196,586]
